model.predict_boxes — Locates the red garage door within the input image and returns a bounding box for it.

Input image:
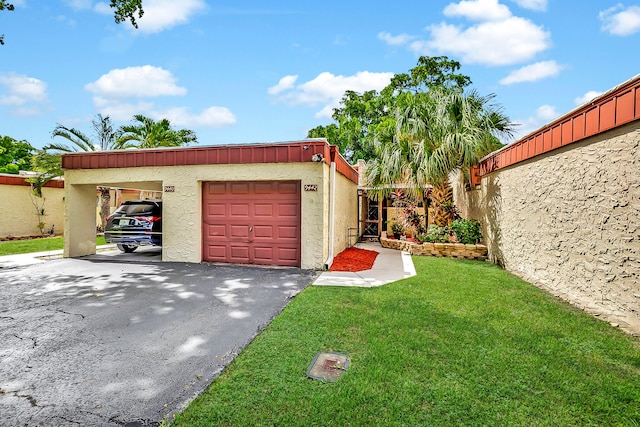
[202,181,301,266]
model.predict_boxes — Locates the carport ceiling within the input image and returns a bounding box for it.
[95,181,163,192]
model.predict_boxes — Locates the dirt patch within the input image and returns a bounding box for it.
[330,247,379,272]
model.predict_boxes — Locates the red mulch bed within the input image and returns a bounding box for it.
[330,246,379,272]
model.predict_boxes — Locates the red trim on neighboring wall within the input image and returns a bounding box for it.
[330,145,359,184]
[0,174,64,188]
[480,75,640,176]
[61,140,359,184]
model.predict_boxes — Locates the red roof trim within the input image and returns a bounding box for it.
[61,140,359,184]
[480,74,640,176]
[0,174,64,188]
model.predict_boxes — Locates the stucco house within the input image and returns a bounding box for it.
[61,139,358,270]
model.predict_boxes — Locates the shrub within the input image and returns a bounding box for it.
[391,223,404,234]
[450,218,482,244]
[417,225,450,243]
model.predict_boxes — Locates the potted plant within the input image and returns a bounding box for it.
[391,222,404,239]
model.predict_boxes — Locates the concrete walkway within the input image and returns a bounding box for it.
[313,242,416,287]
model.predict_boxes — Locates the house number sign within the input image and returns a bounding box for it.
[304,184,318,191]
[164,185,175,192]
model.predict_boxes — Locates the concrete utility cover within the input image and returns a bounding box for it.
[0,250,318,426]
[307,352,350,382]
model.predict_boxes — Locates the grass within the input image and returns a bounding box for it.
[0,235,107,255]
[171,257,640,426]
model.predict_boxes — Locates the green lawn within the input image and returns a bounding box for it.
[0,236,107,256]
[171,257,640,426]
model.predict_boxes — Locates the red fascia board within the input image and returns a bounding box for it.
[479,74,640,176]
[61,140,359,185]
[0,174,64,188]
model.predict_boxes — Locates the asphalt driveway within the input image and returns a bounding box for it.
[0,249,317,426]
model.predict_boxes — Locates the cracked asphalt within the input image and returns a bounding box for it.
[0,248,317,426]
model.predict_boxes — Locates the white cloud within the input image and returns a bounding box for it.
[132,0,206,34]
[87,66,235,128]
[85,66,187,98]
[64,0,92,10]
[0,73,48,116]
[418,17,550,66]
[512,104,560,140]
[269,71,394,119]
[267,75,298,95]
[510,0,547,11]
[93,2,111,15]
[443,0,512,21]
[574,90,603,106]
[380,1,551,67]
[600,4,640,36]
[499,60,564,85]
[164,106,237,127]
[377,31,416,46]
[93,98,236,128]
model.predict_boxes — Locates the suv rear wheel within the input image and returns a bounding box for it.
[117,243,138,253]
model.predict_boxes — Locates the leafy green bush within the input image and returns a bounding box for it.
[391,222,404,234]
[450,218,482,244]
[417,225,450,243]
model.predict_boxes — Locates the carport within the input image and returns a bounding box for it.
[61,139,358,269]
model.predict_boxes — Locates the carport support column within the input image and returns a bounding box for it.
[64,184,97,258]
[324,146,337,269]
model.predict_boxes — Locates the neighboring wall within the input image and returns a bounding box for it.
[454,75,640,335]
[331,165,358,259]
[0,175,65,238]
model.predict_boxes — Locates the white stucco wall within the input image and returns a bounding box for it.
[64,161,357,269]
[454,121,640,334]
[0,182,65,238]
[331,167,359,258]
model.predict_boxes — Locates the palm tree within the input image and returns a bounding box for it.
[365,87,513,227]
[117,114,197,149]
[43,114,121,228]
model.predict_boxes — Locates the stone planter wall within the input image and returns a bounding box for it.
[380,232,488,260]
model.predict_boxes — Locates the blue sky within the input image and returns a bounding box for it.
[1,0,639,150]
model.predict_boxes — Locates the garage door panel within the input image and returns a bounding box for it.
[278,182,299,194]
[230,245,249,258]
[253,246,274,262]
[206,203,226,216]
[207,245,227,259]
[254,204,273,216]
[278,203,298,217]
[203,181,300,267]
[230,203,249,216]
[230,225,249,238]
[230,183,250,194]
[277,248,299,263]
[207,224,227,238]
[207,183,227,195]
[277,225,297,239]
[254,182,275,194]
[253,225,273,239]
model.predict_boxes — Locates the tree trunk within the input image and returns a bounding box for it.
[422,194,430,232]
[431,182,455,227]
[98,187,111,231]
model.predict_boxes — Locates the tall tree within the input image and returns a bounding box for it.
[117,114,197,148]
[1,0,143,45]
[40,114,122,228]
[307,56,471,162]
[0,135,35,174]
[365,87,513,227]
